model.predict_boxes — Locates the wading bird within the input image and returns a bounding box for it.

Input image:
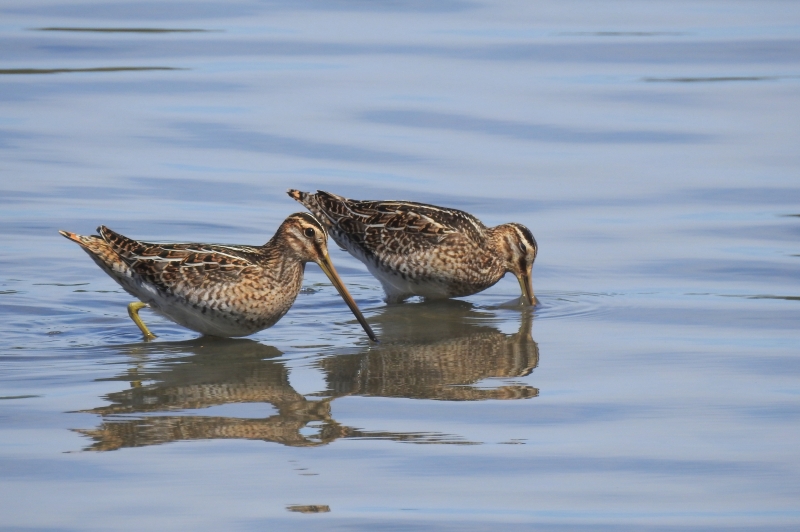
[60,213,377,342]
[289,190,537,305]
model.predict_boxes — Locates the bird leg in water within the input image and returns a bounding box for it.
[127,301,157,341]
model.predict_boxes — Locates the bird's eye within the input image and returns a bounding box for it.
[303,227,315,238]
[519,242,527,253]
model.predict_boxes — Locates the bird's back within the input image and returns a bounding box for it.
[289,190,487,255]
[288,190,505,301]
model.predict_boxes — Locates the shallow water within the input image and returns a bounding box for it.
[1,0,799,529]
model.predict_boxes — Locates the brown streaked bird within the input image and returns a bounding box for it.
[288,190,538,304]
[59,213,378,342]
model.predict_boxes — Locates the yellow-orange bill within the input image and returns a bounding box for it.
[317,252,379,342]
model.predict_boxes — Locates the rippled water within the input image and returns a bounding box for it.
[1,0,799,529]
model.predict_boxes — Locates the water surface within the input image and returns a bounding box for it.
[1,0,799,529]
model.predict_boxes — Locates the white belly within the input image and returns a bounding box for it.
[108,268,281,337]
[367,264,453,303]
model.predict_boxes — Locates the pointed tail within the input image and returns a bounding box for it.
[59,229,100,247]
[59,229,82,243]
[287,189,312,205]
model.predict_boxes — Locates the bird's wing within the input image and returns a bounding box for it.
[292,190,487,256]
[97,226,264,293]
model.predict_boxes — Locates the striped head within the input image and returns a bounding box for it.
[275,212,331,263]
[274,212,378,342]
[492,223,538,305]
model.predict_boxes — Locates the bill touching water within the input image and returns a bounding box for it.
[1,0,800,530]
[58,215,378,341]
[288,189,538,305]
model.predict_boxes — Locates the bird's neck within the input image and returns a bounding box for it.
[485,225,517,269]
[258,232,306,279]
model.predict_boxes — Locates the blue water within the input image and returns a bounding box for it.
[1,1,799,529]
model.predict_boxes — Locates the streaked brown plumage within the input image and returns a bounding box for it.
[59,213,377,341]
[288,190,538,304]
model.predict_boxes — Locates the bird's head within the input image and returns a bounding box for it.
[277,212,378,342]
[493,222,538,306]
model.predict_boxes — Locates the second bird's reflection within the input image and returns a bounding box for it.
[76,301,539,450]
[321,300,538,401]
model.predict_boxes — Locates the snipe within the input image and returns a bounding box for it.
[60,212,377,341]
[289,190,537,304]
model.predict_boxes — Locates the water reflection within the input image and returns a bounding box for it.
[165,121,417,163]
[0,67,184,75]
[643,76,787,83]
[13,0,473,19]
[319,301,539,401]
[360,109,706,144]
[75,303,539,450]
[75,339,347,449]
[286,505,330,513]
[34,28,212,33]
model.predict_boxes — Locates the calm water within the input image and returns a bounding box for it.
[1,0,799,530]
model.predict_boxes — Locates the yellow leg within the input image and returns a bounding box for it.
[127,302,157,341]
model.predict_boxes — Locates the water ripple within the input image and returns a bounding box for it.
[531,291,616,321]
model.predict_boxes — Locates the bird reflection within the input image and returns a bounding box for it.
[75,339,348,449]
[75,302,539,451]
[320,300,538,401]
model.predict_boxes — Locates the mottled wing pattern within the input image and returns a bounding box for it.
[97,226,264,294]
[290,190,487,256]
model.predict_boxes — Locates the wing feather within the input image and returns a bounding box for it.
[97,226,264,294]
[297,191,487,257]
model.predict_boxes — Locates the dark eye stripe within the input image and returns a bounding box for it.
[313,239,327,258]
[512,224,537,251]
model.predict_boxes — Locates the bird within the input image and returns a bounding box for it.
[288,190,537,305]
[59,212,378,342]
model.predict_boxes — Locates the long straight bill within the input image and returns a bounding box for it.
[316,252,379,342]
[517,272,537,306]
